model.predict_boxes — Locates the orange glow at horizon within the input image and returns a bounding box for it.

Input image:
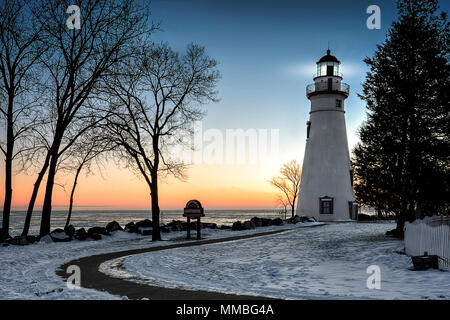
[0,160,288,211]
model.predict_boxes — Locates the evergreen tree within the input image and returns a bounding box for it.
[353,0,449,237]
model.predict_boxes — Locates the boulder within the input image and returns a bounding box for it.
[243,220,256,230]
[202,223,217,229]
[220,225,232,230]
[87,229,102,240]
[26,235,38,244]
[232,220,255,231]
[289,215,310,224]
[74,228,88,240]
[39,234,53,244]
[160,225,170,233]
[64,225,76,237]
[125,222,139,233]
[138,227,152,236]
[136,219,152,228]
[307,217,317,222]
[88,226,110,236]
[289,215,300,224]
[250,217,263,227]
[270,218,283,226]
[50,229,72,242]
[167,220,183,232]
[7,235,30,246]
[261,218,272,227]
[232,221,244,231]
[105,221,123,233]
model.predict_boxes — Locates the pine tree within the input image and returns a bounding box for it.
[353,0,450,237]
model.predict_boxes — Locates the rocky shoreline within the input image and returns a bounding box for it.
[1,214,317,246]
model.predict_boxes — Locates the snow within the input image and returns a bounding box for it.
[102,222,450,300]
[0,221,316,299]
[3,220,448,300]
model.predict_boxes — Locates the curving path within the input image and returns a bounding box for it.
[57,228,315,300]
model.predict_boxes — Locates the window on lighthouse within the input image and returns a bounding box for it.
[320,197,334,215]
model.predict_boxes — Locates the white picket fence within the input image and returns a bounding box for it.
[404,215,450,270]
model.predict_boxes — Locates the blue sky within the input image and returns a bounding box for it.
[147,0,427,161]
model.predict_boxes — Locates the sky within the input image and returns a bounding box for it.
[1,0,448,211]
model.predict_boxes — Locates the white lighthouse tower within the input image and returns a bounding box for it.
[296,50,356,221]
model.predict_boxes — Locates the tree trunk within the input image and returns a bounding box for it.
[21,152,51,236]
[39,151,59,236]
[65,164,83,229]
[291,196,297,218]
[39,130,62,237]
[150,170,161,241]
[1,95,14,238]
[150,134,161,241]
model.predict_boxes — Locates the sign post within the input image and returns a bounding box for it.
[183,200,205,240]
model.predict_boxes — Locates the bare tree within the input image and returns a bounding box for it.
[105,42,220,241]
[0,0,45,239]
[270,160,302,218]
[23,0,152,236]
[62,127,114,228]
[276,194,288,220]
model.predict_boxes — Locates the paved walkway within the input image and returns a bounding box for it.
[57,226,322,300]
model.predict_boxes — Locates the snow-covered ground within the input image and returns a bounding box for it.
[0,221,316,299]
[102,222,450,300]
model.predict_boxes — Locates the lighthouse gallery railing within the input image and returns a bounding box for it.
[306,82,350,97]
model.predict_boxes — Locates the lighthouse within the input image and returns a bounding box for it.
[296,50,357,221]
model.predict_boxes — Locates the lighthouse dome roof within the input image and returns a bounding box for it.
[316,49,340,64]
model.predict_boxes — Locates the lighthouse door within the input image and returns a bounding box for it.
[327,78,333,91]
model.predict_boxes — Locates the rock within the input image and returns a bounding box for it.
[160,225,170,233]
[220,225,232,230]
[87,230,102,240]
[74,228,88,240]
[105,221,123,233]
[270,218,283,226]
[88,226,110,236]
[250,217,263,227]
[168,220,183,232]
[289,215,301,224]
[232,220,255,231]
[26,235,38,244]
[243,220,256,230]
[138,227,152,235]
[125,222,139,233]
[202,223,217,229]
[50,229,72,242]
[39,234,53,243]
[64,225,76,237]
[289,215,309,224]
[261,218,272,227]
[307,217,317,222]
[7,235,30,245]
[232,221,243,231]
[136,219,152,228]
